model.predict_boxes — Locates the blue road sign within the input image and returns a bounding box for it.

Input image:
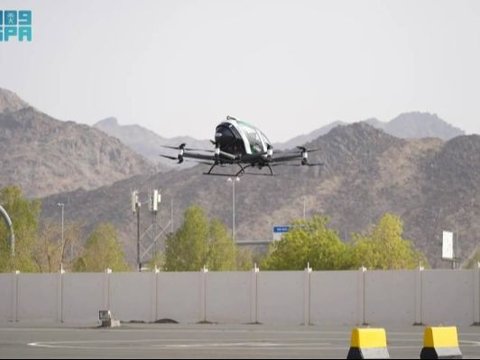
[273,226,291,233]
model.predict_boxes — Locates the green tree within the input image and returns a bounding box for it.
[0,186,40,272]
[164,205,238,271]
[207,219,237,270]
[462,247,480,269]
[165,206,209,271]
[236,247,254,271]
[147,251,165,271]
[73,223,130,272]
[33,220,82,273]
[348,213,428,270]
[261,216,349,270]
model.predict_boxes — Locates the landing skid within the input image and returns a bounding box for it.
[202,172,277,177]
[203,163,275,177]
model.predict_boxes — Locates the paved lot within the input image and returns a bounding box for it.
[1,323,480,358]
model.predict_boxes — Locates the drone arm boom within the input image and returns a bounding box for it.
[183,152,216,161]
[270,153,302,163]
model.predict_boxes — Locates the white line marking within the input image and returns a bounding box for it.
[461,340,480,346]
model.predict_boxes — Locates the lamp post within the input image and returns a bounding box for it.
[132,191,141,272]
[227,177,240,242]
[0,205,15,257]
[57,203,65,260]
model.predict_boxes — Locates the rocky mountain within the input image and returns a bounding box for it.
[40,122,480,268]
[366,112,465,140]
[0,89,155,198]
[275,112,464,150]
[0,88,29,113]
[94,117,211,168]
[273,121,345,150]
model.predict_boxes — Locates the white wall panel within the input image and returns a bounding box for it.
[206,272,251,323]
[156,272,201,323]
[422,270,474,326]
[0,274,13,322]
[365,270,416,326]
[62,273,105,324]
[257,271,304,325]
[310,271,358,326]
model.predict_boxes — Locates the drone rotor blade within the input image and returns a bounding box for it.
[162,145,214,152]
[307,162,324,166]
[160,155,178,160]
[296,146,321,153]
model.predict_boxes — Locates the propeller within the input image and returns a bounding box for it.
[296,146,321,153]
[296,146,322,166]
[160,155,178,161]
[160,154,183,164]
[160,154,213,166]
[160,143,186,163]
[161,143,186,150]
[162,144,214,152]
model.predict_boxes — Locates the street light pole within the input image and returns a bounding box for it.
[227,177,240,242]
[303,196,306,221]
[132,190,142,272]
[0,205,15,257]
[137,203,141,271]
[57,203,64,260]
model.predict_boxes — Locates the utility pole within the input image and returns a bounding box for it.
[171,198,174,234]
[132,191,141,272]
[0,205,15,257]
[57,203,65,260]
[137,204,141,271]
[454,230,459,270]
[132,189,170,270]
[149,189,161,258]
[303,196,306,221]
[227,177,240,242]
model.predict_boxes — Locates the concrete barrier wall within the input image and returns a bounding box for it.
[365,270,416,326]
[62,273,105,324]
[17,273,58,322]
[1,269,479,326]
[0,274,13,322]
[257,271,304,325]
[421,270,475,326]
[110,272,156,323]
[206,271,252,324]
[310,271,358,326]
[156,272,201,323]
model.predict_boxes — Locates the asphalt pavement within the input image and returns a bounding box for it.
[1,323,480,359]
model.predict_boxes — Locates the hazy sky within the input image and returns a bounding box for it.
[1,0,480,142]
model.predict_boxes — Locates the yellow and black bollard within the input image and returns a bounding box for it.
[347,328,390,359]
[420,326,462,359]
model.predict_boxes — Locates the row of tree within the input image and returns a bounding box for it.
[0,185,430,272]
[0,186,129,272]
[262,214,428,270]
